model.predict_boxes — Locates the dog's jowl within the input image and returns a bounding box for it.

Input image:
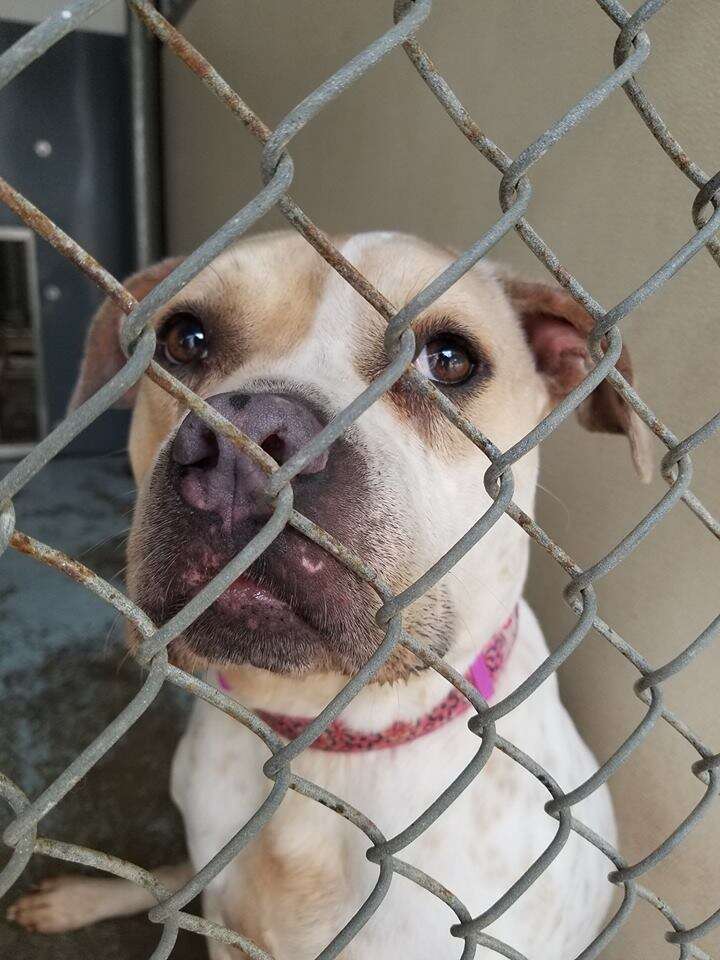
[9,233,650,957]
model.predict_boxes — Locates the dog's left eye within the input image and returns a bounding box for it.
[415,335,476,385]
[158,313,208,366]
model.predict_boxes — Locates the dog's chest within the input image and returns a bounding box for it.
[171,661,614,959]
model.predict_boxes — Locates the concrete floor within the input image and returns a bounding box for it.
[0,456,206,959]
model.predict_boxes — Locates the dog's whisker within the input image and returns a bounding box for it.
[76,527,132,561]
[535,480,571,525]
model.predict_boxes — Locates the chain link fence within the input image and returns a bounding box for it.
[1,0,719,957]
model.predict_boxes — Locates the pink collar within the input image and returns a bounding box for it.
[217,606,518,753]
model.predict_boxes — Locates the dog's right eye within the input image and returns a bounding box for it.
[415,334,476,386]
[158,313,208,366]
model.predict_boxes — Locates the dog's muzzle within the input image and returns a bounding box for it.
[129,387,394,674]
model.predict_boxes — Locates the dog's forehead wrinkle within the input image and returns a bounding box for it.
[334,231,500,319]
[207,241,371,408]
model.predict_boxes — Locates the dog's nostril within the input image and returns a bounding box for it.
[173,422,220,470]
[261,432,286,465]
[188,447,219,472]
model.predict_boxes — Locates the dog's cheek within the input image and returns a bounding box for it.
[128,382,185,485]
[375,584,457,683]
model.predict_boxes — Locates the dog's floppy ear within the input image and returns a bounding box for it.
[503,276,652,482]
[69,257,184,412]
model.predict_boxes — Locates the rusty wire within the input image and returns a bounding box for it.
[1,0,720,957]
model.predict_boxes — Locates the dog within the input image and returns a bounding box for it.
[7,231,650,957]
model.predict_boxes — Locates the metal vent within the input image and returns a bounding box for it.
[0,226,45,457]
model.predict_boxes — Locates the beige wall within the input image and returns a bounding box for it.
[163,2,720,955]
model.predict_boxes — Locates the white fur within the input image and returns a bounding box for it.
[173,602,616,959]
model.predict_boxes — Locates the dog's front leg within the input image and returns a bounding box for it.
[6,861,194,934]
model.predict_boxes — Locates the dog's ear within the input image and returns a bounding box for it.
[503,276,652,482]
[69,257,184,412]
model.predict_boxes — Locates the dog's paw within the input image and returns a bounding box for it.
[6,876,108,933]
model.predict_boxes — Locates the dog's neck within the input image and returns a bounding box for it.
[209,503,533,733]
[216,606,518,751]
[211,592,524,739]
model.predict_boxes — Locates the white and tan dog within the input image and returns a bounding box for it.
[8,232,649,957]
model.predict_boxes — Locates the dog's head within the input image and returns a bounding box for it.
[71,232,649,678]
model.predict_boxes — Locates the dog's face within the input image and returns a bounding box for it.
[72,232,648,678]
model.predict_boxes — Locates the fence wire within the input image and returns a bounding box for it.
[1,0,719,957]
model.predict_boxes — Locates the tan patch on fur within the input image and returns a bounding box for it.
[221,824,349,958]
[211,230,328,365]
[373,643,427,682]
[344,233,545,461]
[69,256,185,412]
[128,379,179,482]
[127,232,330,482]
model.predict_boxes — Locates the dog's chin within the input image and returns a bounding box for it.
[169,618,339,676]
[168,585,342,676]
[133,568,382,677]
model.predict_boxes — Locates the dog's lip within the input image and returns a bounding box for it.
[212,571,318,633]
[223,574,289,609]
[169,544,329,635]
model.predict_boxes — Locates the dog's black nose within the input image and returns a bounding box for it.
[171,392,327,526]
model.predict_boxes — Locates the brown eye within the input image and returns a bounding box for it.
[159,313,207,366]
[415,334,475,385]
